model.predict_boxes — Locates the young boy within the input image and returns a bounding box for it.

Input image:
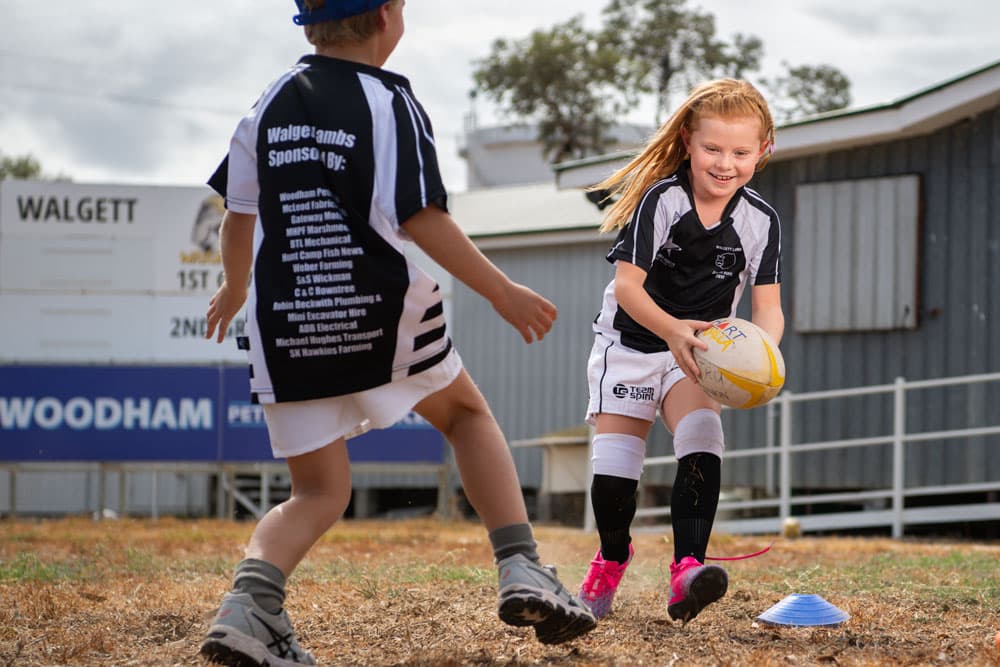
[198,1,596,664]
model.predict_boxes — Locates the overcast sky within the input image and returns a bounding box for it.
[1,1,997,193]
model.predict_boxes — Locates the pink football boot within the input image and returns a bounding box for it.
[667,556,728,623]
[578,544,634,618]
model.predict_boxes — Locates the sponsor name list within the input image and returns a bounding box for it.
[273,186,384,360]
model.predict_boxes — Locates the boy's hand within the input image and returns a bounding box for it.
[205,282,248,344]
[492,281,557,344]
[661,319,712,383]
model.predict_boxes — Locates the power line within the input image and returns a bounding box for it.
[0,80,246,117]
[0,47,250,98]
[0,47,252,117]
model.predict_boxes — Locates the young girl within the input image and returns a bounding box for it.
[577,79,784,623]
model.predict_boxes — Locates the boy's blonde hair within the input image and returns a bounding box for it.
[593,79,775,233]
[301,0,400,47]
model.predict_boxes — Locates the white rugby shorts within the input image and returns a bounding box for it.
[262,347,462,459]
[585,334,686,425]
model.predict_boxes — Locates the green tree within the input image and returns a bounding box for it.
[472,0,852,160]
[600,0,763,121]
[762,63,853,122]
[0,151,43,180]
[473,16,631,163]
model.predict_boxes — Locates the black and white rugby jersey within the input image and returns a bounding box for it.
[209,54,450,403]
[594,166,781,353]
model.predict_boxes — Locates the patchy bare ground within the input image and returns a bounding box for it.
[1,517,999,666]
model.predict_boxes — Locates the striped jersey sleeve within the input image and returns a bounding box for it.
[744,188,781,285]
[606,178,678,270]
[391,84,446,222]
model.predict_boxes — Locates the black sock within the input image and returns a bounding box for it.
[670,453,721,563]
[489,523,540,563]
[591,474,638,564]
[233,558,286,614]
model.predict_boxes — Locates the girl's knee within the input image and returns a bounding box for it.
[672,409,725,459]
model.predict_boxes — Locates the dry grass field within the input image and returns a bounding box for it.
[1,516,999,666]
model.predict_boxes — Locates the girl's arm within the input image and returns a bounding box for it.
[614,261,710,382]
[750,283,784,345]
[403,204,557,344]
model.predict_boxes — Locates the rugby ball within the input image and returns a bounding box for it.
[693,318,785,409]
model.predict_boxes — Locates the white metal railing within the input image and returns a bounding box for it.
[0,460,452,520]
[633,372,1000,538]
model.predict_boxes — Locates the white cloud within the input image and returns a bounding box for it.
[0,0,997,192]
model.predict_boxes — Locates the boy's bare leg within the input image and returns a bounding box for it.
[414,369,527,530]
[246,439,353,575]
[201,442,349,665]
[415,369,596,644]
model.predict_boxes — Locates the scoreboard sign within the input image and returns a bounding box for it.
[0,180,244,363]
[0,179,227,295]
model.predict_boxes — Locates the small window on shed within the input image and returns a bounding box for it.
[793,174,920,332]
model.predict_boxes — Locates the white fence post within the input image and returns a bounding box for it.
[151,470,159,521]
[97,463,106,520]
[9,467,16,517]
[779,392,793,521]
[892,377,906,538]
[260,470,270,514]
[118,469,127,517]
[583,425,596,533]
[765,400,776,496]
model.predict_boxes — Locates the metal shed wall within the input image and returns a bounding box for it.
[793,175,921,332]
[452,239,610,488]
[748,105,1000,490]
[451,235,771,489]
[456,105,1000,494]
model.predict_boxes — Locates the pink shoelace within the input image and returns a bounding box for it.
[582,554,628,595]
[704,542,773,561]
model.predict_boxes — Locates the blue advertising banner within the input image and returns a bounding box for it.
[1,365,443,464]
[0,365,220,461]
[347,413,444,464]
[220,366,273,462]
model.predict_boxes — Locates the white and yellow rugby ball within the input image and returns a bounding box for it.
[693,318,785,409]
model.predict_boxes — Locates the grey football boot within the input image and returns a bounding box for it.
[200,591,316,666]
[496,553,598,644]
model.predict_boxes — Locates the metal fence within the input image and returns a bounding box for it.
[630,372,1000,537]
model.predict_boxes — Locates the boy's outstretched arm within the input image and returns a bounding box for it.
[403,204,557,343]
[205,211,255,343]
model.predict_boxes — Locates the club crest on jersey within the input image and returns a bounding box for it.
[715,252,736,270]
[712,244,742,280]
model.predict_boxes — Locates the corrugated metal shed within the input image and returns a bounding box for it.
[793,175,920,332]
[452,60,1000,492]
[450,182,603,238]
[749,104,1000,490]
[448,185,607,487]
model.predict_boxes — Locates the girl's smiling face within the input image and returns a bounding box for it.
[682,115,768,206]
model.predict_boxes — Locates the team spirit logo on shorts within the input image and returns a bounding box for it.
[612,383,655,402]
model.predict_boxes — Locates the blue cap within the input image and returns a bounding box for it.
[293,0,390,25]
[757,594,849,627]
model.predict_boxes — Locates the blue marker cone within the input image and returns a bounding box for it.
[757,594,849,627]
